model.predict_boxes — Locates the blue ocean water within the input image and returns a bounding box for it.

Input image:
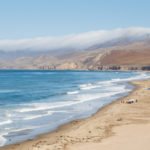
[0,70,149,146]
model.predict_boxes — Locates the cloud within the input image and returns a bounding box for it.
[0,27,150,51]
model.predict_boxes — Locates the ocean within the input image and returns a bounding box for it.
[0,70,149,146]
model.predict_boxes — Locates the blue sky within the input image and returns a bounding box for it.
[0,0,149,39]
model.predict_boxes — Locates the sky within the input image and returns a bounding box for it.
[0,0,150,39]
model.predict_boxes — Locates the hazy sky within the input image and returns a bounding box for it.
[0,0,149,39]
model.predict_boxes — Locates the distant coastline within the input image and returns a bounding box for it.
[0,65,150,71]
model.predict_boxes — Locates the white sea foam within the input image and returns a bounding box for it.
[8,126,37,134]
[16,85,127,114]
[67,91,79,95]
[0,120,12,126]
[22,110,68,120]
[96,72,150,87]
[111,72,150,83]
[76,90,125,102]
[16,84,129,114]
[6,113,12,117]
[98,80,114,85]
[23,111,53,120]
[16,101,76,113]
[0,135,7,147]
[23,115,45,120]
[79,83,102,90]
[106,85,127,92]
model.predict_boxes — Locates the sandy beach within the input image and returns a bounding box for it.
[1,80,150,150]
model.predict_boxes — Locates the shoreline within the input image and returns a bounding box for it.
[1,79,150,150]
[0,69,149,72]
[0,81,135,147]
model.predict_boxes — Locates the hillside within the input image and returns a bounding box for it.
[0,41,150,70]
[0,28,150,70]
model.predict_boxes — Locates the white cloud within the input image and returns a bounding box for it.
[0,27,150,51]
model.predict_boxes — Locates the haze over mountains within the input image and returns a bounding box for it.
[0,27,150,70]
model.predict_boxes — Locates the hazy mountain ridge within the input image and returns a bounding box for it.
[0,28,150,70]
[1,41,150,70]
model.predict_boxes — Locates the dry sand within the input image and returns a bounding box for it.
[1,80,150,150]
[67,124,150,150]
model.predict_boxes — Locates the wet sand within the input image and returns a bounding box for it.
[1,80,150,150]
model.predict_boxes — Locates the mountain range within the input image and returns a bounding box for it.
[0,27,150,70]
